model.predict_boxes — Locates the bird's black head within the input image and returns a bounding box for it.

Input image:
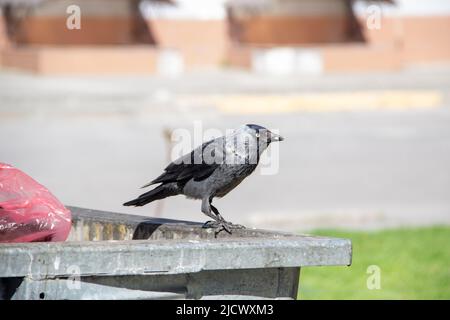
[246,124,266,131]
[245,124,284,143]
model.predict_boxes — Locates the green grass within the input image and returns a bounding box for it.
[298,226,450,299]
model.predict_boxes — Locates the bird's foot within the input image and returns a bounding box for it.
[202,220,232,234]
[223,221,246,229]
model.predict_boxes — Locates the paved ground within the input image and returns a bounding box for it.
[1,68,450,231]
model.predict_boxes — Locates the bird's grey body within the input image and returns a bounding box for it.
[124,124,283,233]
[183,163,257,199]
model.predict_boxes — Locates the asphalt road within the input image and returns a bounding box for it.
[1,69,450,231]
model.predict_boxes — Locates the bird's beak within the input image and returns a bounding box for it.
[270,132,284,142]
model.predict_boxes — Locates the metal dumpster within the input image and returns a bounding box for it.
[0,206,352,300]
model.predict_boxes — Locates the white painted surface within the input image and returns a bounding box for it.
[252,48,323,75]
[157,49,184,77]
[141,0,226,20]
[295,50,324,75]
[354,0,450,17]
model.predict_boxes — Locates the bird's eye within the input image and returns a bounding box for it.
[255,132,260,138]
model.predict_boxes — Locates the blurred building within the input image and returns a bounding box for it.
[228,0,450,74]
[0,0,449,75]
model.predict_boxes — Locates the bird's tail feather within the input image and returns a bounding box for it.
[123,184,177,207]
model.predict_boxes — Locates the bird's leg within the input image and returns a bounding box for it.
[210,203,226,222]
[200,197,220,221]
[201,198,231,234]
[210,202,246,230]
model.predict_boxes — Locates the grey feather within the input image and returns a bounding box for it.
[124,124,283,229]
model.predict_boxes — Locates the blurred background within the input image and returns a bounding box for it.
[0,0,449,299]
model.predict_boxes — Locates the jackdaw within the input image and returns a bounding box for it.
[123,124,283,233]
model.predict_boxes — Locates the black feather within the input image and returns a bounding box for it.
[141,140,220,188]
[123,184,177,207]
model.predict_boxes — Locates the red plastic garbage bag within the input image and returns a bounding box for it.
[0,163,71,243]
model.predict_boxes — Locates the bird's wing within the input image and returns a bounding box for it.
[141,138,224,188]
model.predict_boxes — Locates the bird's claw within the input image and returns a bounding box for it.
[202,220,232,234]
[217,223,232,235]
[217,218,246,229]
[226,222,246,229]
[202,220,218,228]
[202,220,246,235]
